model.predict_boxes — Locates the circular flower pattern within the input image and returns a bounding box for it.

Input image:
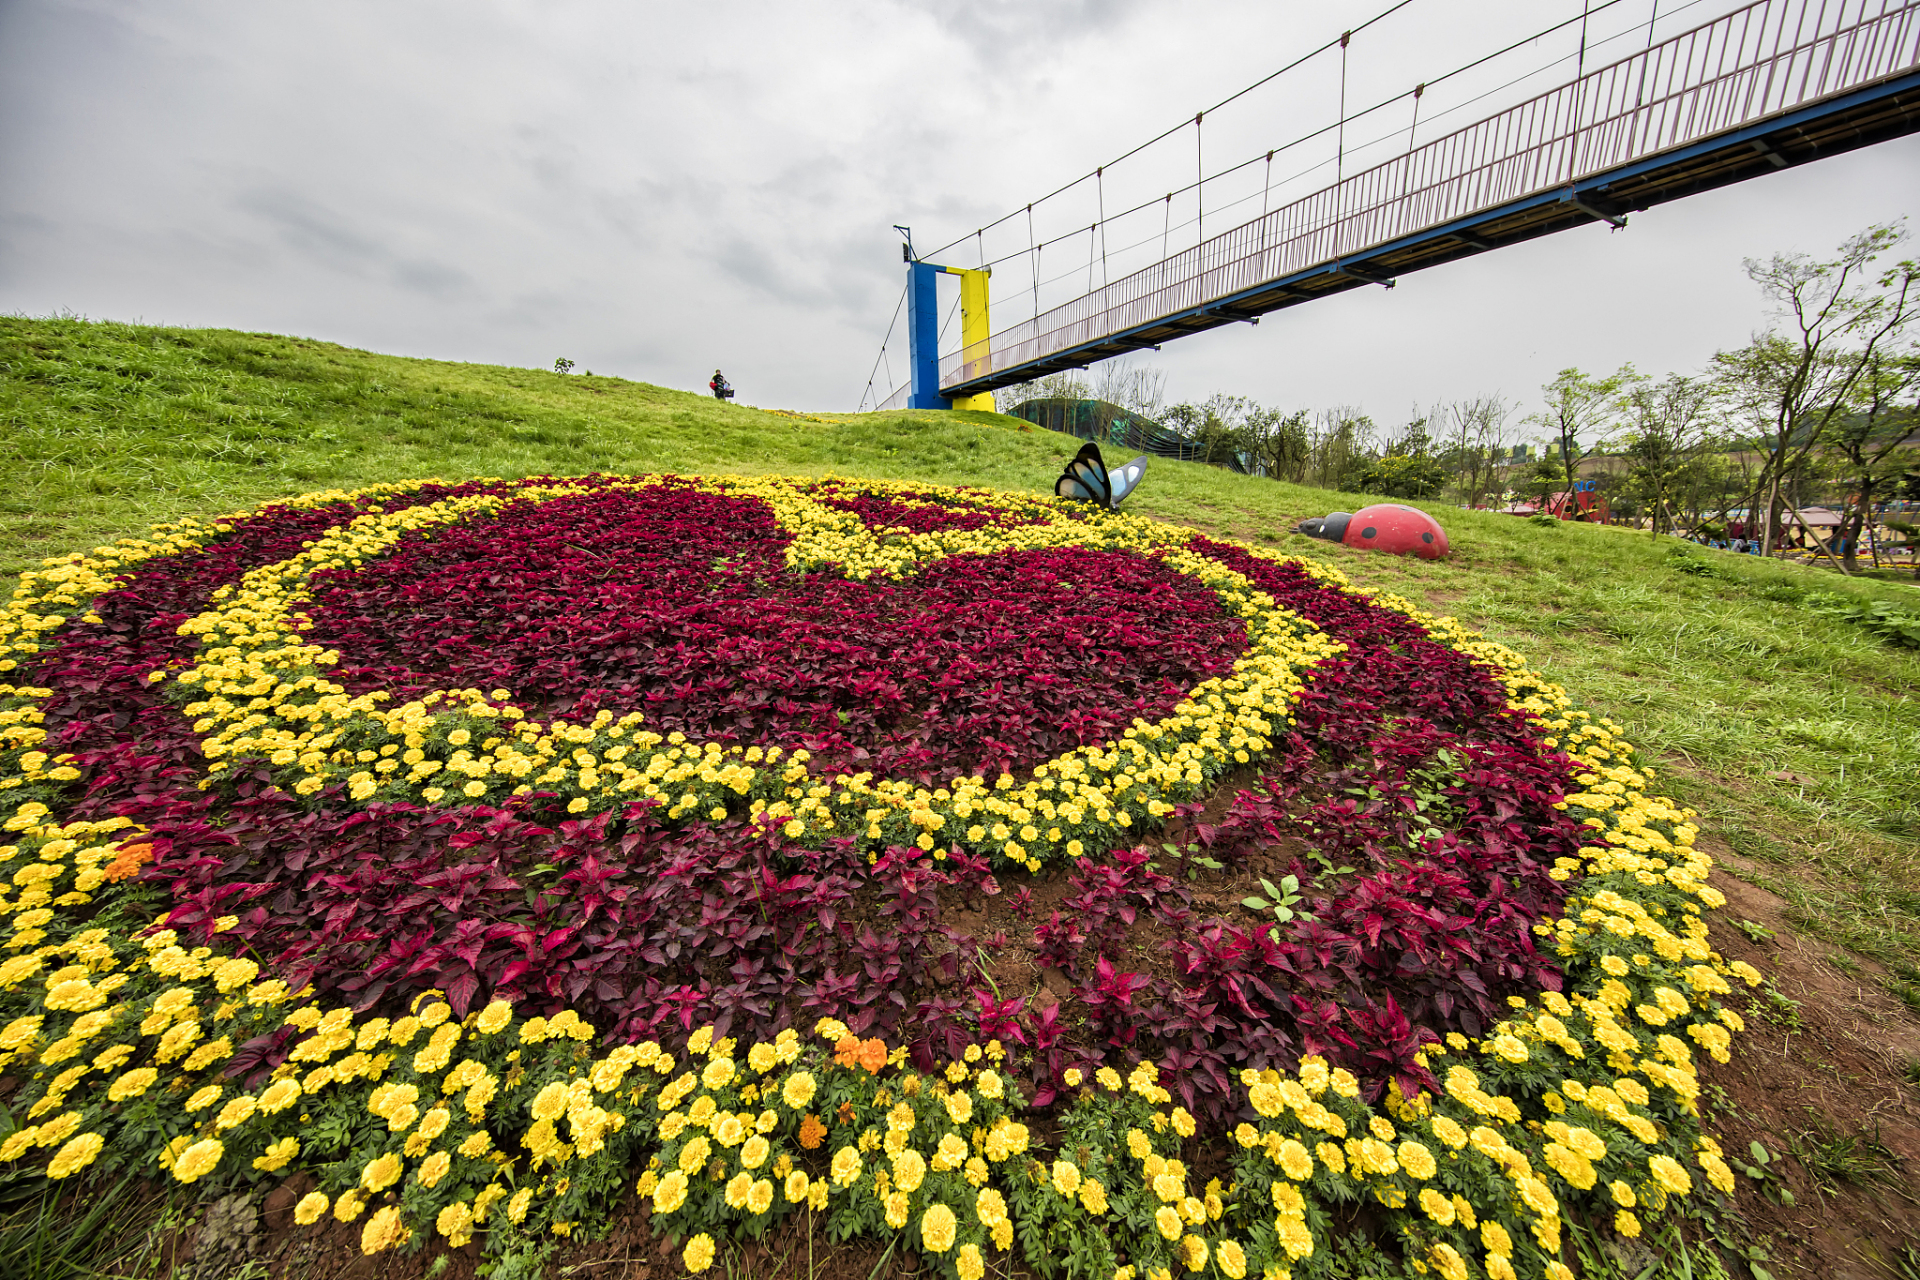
[0,472,1752,1280]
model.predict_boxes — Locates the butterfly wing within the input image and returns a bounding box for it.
[1055,442,1114,507]
[1106,454,1149,507]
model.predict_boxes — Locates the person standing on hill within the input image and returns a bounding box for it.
[709,370,733,401]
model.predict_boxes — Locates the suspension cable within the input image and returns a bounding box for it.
[857,283,908,412]
[931,0,1644,279]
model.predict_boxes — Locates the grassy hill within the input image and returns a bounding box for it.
[4,313,1917,997]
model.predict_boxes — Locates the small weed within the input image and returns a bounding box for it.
[1787,1120,1903,1198]
[1243,874,1313,935]
[1160,842,1224,882]
[1735,1139,1796,1207]
[1747,983,1804,1033]
[1827,952,1862,978]
[1902,1059,1920,1088]
[1732,919,1776,945]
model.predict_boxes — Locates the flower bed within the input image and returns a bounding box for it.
[0,475,1757,1279]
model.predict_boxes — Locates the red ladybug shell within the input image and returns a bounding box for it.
[1340,504,1449,559]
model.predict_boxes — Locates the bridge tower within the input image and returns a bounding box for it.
[905,256,993,411]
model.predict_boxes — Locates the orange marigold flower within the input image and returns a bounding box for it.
[799,1114,827,1150]
[101,843,154,883]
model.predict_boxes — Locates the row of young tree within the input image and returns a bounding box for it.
[995,223,1919,573]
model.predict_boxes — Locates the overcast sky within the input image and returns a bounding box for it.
[3,0,1917,431]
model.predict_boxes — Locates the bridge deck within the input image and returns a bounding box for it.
[925,0,1920,402]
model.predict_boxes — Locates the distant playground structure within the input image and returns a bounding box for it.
[1004,397,1252,473]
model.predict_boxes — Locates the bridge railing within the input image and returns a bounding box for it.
[938,0,1920,392]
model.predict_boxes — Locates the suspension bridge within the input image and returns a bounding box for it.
[862,0,1920,413]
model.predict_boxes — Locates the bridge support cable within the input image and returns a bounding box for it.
[857,283,908,413]
[918,0,1720,301]
[930,0,1920,399]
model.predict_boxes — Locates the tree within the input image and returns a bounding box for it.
[1357,453,1449,499]
[1824,348,1920,570]
[1617,374,1714,537]
[1527,366,1637,499]
[1712,223,1917,556]
[1242,406,1312,481]
[1439,395,1513,509]
[1308,409,1377,492]
[992,369,1088,413]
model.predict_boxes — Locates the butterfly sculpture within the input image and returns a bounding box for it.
[1054,442,1149,510]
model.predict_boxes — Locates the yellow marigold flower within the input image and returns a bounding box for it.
[1155,1205,1182,1240]
[46,1132,103,1180]
[1648,1154,1693,1196]
[782,1071,817,1110]
[172,1138,223,1184]
[360,1205,409,1255]
[1482,1220,1512,1257]
[214,1096,258,1132]
[945,1090,973,1125]
[475,1000,513,1034]
[436,1200,474,1248]
[508,1188,534,1224]
[1515,1176,1558,1217]
[1274,1138,1314,1180]
[1180,1235,1209,1272]
[109,1066,158,1102]
[725,1171,753,1210]
[893,1147,926,1194]
[747,1178,773,1215]
[975,1069,1003,1100]
[361,1152,403,1192]
[654,1169,689,1215]
[1429,1115,1468,1149]
[1398,1141,1436,1180]
[333,1191,366,1223]
[831,1145,861,1187]
[1616,1209,1641,1237]
[417,1150,452,1187]
[1430,1243,1468,1280]
[1275,1214,1315,1259]
[1609,1179,1636,1207]
[884,1191,910,1230]
[1051,1158,1081,1198]
[1171,1107,1196,1137]
[1419,1188,1454,1224]
[921,1202,957,1252]
[713,1113,746,1148]
[785,1170,810,1203]
[702,1057,736,1091]
[956,1243,986,1280]
[294,1192,330,1226]
[976,1186,1008,1227]
[530,1081,568,1122]
[683,1233,716,1273]
[253,1136,299,1172]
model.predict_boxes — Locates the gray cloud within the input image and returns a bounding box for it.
[1,0,1916,413]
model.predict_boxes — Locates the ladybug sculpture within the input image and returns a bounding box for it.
[1297,503,1450,559]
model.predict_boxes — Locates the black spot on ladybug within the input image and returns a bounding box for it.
[1422,532,1434,543]
[1362,527,1377,539]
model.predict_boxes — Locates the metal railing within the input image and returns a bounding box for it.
[928,0,1919,394]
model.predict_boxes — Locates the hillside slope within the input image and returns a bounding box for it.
[3,314,1916,984]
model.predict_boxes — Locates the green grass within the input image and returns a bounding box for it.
[5,314,1919,985]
